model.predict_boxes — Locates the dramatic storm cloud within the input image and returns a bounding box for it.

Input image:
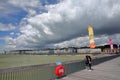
[1,0,120,50]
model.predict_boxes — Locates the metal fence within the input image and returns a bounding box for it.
[0,54,119,80]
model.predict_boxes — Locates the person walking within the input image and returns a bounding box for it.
[85,55,93,71]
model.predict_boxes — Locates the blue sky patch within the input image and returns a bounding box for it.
[41,0,60,5]
[0,31,10,37]
[0,40,5,45]
[0,9,27,26]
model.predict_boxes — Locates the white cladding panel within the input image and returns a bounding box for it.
[77,49,101,53]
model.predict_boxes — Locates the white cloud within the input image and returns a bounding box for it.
[8,0,40,8]
[4,0,120,49]
[7,0,44,17]
[108,4,120,18]
[0,23,16,31]
[0,2,22,17]
[10,32,14,36]
[54,33,120,48]
[54,36,89,48]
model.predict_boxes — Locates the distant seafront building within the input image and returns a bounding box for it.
[5,47,102,55]
[118,44,120,49]
[4,45,120,54]
[102,44,120,54]
[0,50,4,54]
[77,48,101,53]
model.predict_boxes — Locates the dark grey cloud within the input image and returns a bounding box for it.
[94,15,120,36]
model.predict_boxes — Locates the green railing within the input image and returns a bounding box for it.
[0,64,57,80]
[0,54,119,80]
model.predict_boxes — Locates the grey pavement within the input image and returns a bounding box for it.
[58,56,120,80]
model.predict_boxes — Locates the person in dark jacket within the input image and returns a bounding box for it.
[85,55,92,71]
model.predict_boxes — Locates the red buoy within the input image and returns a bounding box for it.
[55,65,65,77]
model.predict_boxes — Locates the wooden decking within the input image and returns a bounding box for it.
[58,56,120,80]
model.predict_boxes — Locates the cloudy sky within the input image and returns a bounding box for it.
[0,0,120,51]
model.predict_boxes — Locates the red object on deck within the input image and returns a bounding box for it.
[55,65,65,77]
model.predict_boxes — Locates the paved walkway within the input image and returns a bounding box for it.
[59,56,120,80]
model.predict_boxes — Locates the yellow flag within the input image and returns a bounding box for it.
[88,25,94,40]
[88,25,95,48]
